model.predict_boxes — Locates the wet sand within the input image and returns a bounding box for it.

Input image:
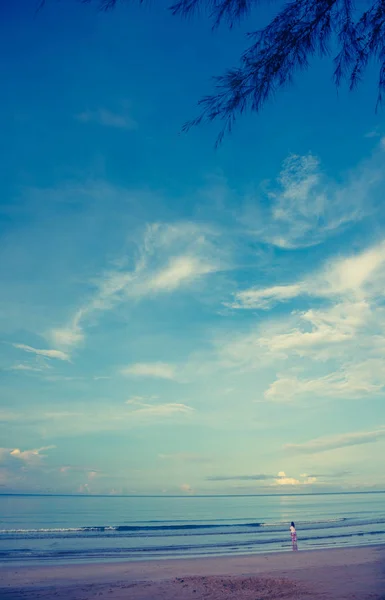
[1,545,385,599]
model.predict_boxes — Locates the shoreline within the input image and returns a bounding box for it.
[1,544,385,599]
[1,539,384,568]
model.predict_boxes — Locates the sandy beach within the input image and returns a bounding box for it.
[1,545,384,600]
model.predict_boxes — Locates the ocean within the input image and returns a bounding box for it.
[1,492,385,565]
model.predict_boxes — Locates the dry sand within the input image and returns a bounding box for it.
[1,545,385,600]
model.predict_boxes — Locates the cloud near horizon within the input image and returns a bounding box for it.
[0,445,55,466]
[206,472,317,486]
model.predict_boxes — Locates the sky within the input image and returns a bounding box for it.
[1,0,385,496]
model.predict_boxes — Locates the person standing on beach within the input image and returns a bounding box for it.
[290,522,298,550]
[290,521,297,542]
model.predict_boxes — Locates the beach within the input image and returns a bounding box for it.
[1,545,385,599]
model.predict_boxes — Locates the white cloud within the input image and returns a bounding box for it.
[0,445,56,466]
[207,474,273,481]
[121,362,176,380]
[275,471,301,486]
[285,427,385,454]
[125,395,159,405]
[243,146,384,249]
[320,242,385,297]
[7,364,43,372]
[205,471,317,487]
[259,301,371,358]
[219,239,385,382]
[147,256,215,292]
[59,465,99,475]
[76,109,137,130]
[265,359,385,402]
[124,395,194,418]
[229,241,385,311]
[227,284,302,310]
[129,403,193,417]
[214,235,385,410]
[216,301,367,371]
[43,411,83,419]
[0,402,195,437]
[48,222,224,352]
[12,343,70,361]
[50,323,84,349]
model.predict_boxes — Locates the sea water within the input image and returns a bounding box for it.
[1,492,385,564]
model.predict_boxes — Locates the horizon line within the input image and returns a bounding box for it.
[1,491,385,498]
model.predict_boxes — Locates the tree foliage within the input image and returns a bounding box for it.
[40,0,385,143]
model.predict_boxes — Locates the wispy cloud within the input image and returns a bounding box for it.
[301,470,351,479]
[206,472,316,486]
[12,343,70,361]
[265,359,385,402]
[285,427,385,454]
[0,403,195,437]
[59,465,100,475]
[121,362,176,380]
[258,301,371,359]
[126,395,159,405]
[218,238,385,381]
[215,302,364,371]
[125,396,192,419]
[49,222,225,353]
[128,403,193,417]
[229,240,385,311]
[76,108,137,130]
[228,284,302,310]
[7,363,44,372]
[365,129,381,138]
[146,255,215,292]
[50,319,84,349]
[206,474,274,481]
[242,144,384,249]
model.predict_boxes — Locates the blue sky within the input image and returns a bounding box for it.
[1,0,385,495]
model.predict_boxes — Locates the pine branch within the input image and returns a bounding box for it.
[171,0,259,27]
